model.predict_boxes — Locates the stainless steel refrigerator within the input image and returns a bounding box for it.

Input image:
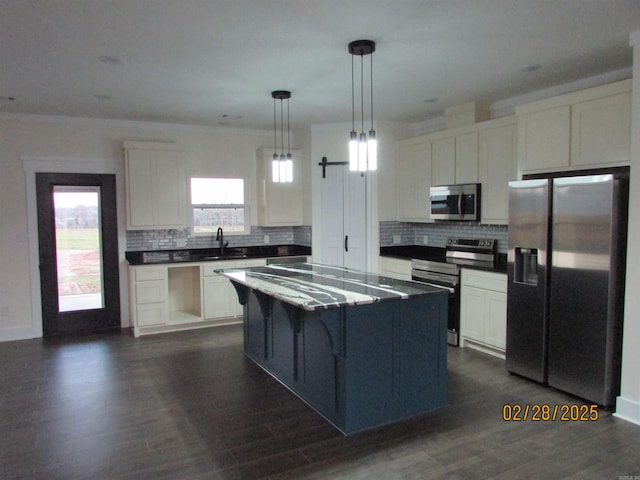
[506,174,628,408]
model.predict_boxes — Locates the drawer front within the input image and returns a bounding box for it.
[134,266,167,282]
[135,280,166,304]
[379,257,412,279]
[136,303,167,326]
[236,258,266,268]
[461,270,507,293]
[201,260,238,277]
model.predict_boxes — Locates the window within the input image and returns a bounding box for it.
[190,177,247,234]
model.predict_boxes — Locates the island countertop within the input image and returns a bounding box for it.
[216,262,446,311]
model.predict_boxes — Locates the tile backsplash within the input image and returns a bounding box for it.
[126,225,312,251]
[127,222,506,254]
[380,221,508,253]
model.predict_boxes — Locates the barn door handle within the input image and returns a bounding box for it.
[344,235,349,252]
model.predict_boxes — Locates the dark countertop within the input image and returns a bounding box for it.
[125,244,312,265]
[217,262,446,311]
[380,245,508,274]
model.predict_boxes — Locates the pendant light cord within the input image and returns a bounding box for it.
[360,53,364,133]
[287,98,291,155]
[351,55,355,131]
[273,97,277,152]
[280,98,284,156]
[370,52,374,131]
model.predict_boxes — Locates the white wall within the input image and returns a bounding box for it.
[0,115,302,340]
[616,31,640,426]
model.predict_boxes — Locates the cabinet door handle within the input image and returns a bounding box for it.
[344,235,349,252]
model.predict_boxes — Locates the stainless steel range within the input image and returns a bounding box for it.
[411,237,497,346]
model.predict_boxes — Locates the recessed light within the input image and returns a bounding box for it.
[520,64,541,73]
[220,114,242,120]
[98,55,121,66]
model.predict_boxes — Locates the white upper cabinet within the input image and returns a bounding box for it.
[397,139,432,222]
[431,131,479,186]
[124,141,186,230]
[454,131,479,184]
[478,119,517,225]
[570,91,631,167]
[256,147,303,226]
[517,106,571,172]
[401,116,514,225]
[516,79,631,175]
[431,136,456,186]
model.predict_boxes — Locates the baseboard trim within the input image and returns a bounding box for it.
[0,326,40,342]
[614,396,640,426]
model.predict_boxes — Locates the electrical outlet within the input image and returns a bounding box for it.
[423,235,429,245]
[393,235,401,244]
[264,235,270,244]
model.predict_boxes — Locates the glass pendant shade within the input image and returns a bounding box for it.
[358,132,367,172]
[272,154,293,183]
[272,153,281,183]
[279,154,287,182]
[349,131,359,171]
[285,153,293,182]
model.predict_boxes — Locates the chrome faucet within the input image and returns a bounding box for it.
[215,227,227,256]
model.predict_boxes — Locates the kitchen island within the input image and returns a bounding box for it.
[217,262,448,435]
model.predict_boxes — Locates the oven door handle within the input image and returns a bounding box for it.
[411,270,458,286]
[458,193,464,217]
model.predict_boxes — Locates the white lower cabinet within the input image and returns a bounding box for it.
[378,257,412,281]
[130,258,265,337]
[460,269,507,358]
[136,303,169,328]
[202,259,266,319]
[203,276,238,319]
[131,266,169,334]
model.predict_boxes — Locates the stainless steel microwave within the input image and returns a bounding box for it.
[429,184,481,221]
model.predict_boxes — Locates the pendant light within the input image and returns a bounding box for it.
[271,90,293,183]
[348,40,377,172]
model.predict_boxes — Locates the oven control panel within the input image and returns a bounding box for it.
[447,237,496,252]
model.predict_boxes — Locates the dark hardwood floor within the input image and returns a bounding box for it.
[1,324,639,480]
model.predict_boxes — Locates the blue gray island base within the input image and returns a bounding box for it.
[218,263,448,435]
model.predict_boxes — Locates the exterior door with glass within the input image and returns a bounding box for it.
[36,173,120,336]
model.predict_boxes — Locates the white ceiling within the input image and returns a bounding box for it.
[1,0,639,130]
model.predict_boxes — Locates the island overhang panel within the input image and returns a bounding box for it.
[217,262,448,435]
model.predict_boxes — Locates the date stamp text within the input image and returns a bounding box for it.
[502,403,599,422]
